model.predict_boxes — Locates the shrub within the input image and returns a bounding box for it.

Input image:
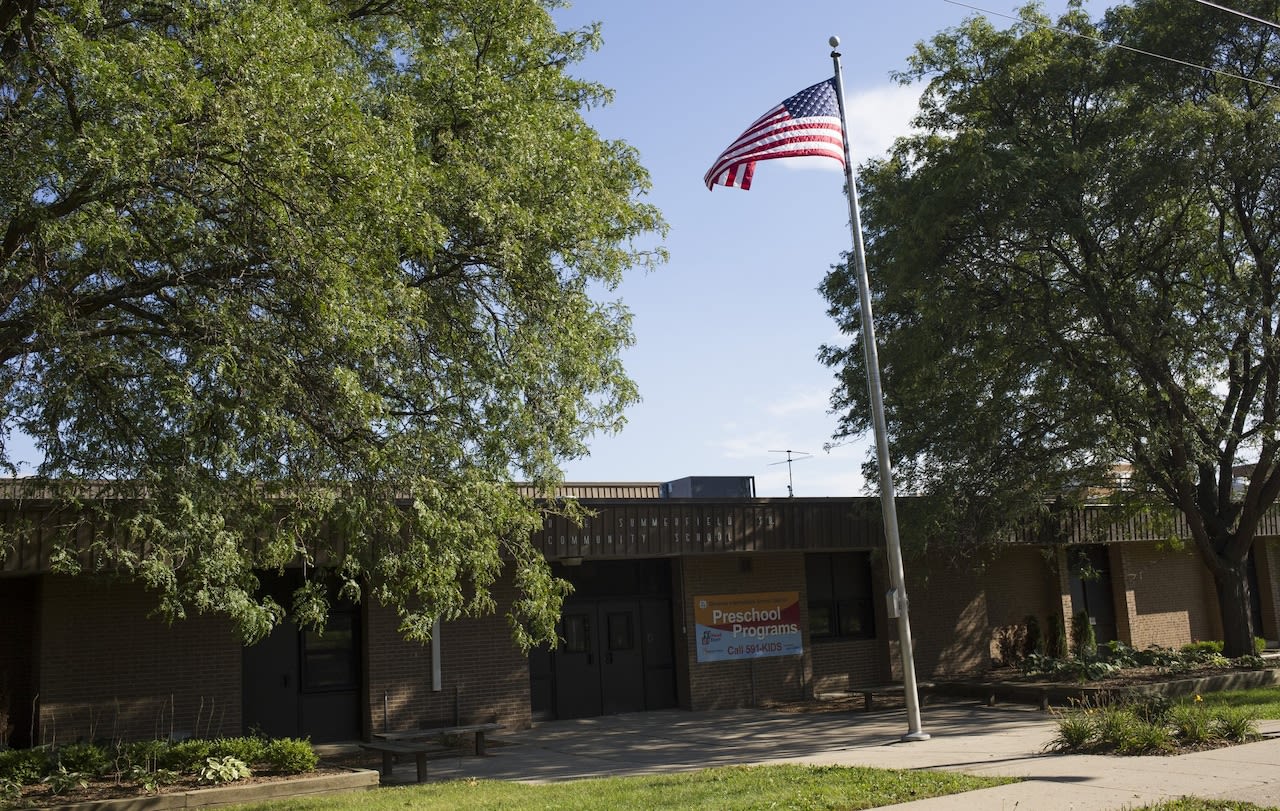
[1024,615,1043,657]
[1117,691,1172,725]
[1071,611,1096,660]
[1234,654,1267,669]
[1047,614,1068,659]
[994,624,1025,666]
[210,737,267,765]
[56,742,110,776]
[263,738,318,774]
[198,756,251,785]
[1180,640,1224,661]
[0,748,51,785]
[120,740,168,772]
[159,739,213,773]
[1255,636,1267,655]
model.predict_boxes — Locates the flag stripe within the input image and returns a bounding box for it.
[704,78,846,191]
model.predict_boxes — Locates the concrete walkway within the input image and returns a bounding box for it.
[364,700,1280,810]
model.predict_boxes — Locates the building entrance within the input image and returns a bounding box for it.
[530,560,677,719]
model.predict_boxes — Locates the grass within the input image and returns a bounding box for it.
[1132,801,1279,811]
[226,764,1015,811]
[1192,686,1280,719]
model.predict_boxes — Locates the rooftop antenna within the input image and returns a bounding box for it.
[768,450,812,497]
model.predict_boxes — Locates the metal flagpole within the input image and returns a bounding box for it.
[828,35,929,742]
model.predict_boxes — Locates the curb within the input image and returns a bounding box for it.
[931,667,1280,708]
[45,768,380,811]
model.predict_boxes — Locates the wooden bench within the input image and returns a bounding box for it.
[359,740,437,783]
[376,722,504,756]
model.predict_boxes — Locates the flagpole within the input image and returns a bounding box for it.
[829,35,929,742]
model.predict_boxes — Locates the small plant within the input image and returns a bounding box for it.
[1169,702,1216,746]
[0,776,21,803]
[1214,707,1260,743]
[198,755,251,785]
[1049,711,1096,751]
[129,764,180,793]
[1101,640,1138,668]
[1094,705,1140,751]
[42,765,89,796]
[1118,719,1173,755]
[1256,636,1268,655]
[263,738,318,774]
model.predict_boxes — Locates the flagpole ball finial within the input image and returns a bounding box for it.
[829,35,840,48]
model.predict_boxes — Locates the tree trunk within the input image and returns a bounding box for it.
[1208,556,1255,658]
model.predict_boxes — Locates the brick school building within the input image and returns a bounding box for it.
[2,477,1278,747]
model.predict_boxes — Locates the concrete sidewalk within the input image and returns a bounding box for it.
[375,700,1280,810]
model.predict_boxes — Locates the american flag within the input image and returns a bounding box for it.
[704,78,845,191]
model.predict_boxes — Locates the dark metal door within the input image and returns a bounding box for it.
[553,607,604,719]
[243,608,362,741]
[1069,546,1118,645]
[599,601,645,715]
[242,620,300,738]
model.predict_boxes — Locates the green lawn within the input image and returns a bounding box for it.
[230,764,1014,811]
[1133,801,1279,811]
[1192,685,1280,719]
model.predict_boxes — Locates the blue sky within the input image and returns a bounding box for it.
[555,0,1079,496]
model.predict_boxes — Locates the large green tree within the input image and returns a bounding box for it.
[820,0,1280,656]
[0,0,663,645]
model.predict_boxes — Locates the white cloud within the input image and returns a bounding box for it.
[782,81,923,173]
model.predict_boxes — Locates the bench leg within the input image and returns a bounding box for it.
[475,731,486,757]
[380,751,395,778]
[863,692,873,712]
[414,752,428,783]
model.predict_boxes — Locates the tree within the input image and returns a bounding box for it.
[820,0,1280,656]
[0,0,664,646]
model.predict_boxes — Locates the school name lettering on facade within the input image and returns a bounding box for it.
[548,511,778,547]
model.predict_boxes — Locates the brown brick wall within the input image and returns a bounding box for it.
[37,575,241,744]
[364,571,531,738]
[896,555,989,679]
[1113,542,1220,648]
[679,554,810,709]
[976,546,1059,663]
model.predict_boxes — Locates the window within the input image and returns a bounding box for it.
[806,552,875,640]
[301,611,360,691]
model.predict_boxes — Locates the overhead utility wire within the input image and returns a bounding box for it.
[1187,0,1280,32]
[943,0,1280,91]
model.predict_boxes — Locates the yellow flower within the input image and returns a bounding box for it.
[1194,694,1203,703]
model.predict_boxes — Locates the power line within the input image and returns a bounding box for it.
[1186,0,1280,32]
[943,0,1280,91]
